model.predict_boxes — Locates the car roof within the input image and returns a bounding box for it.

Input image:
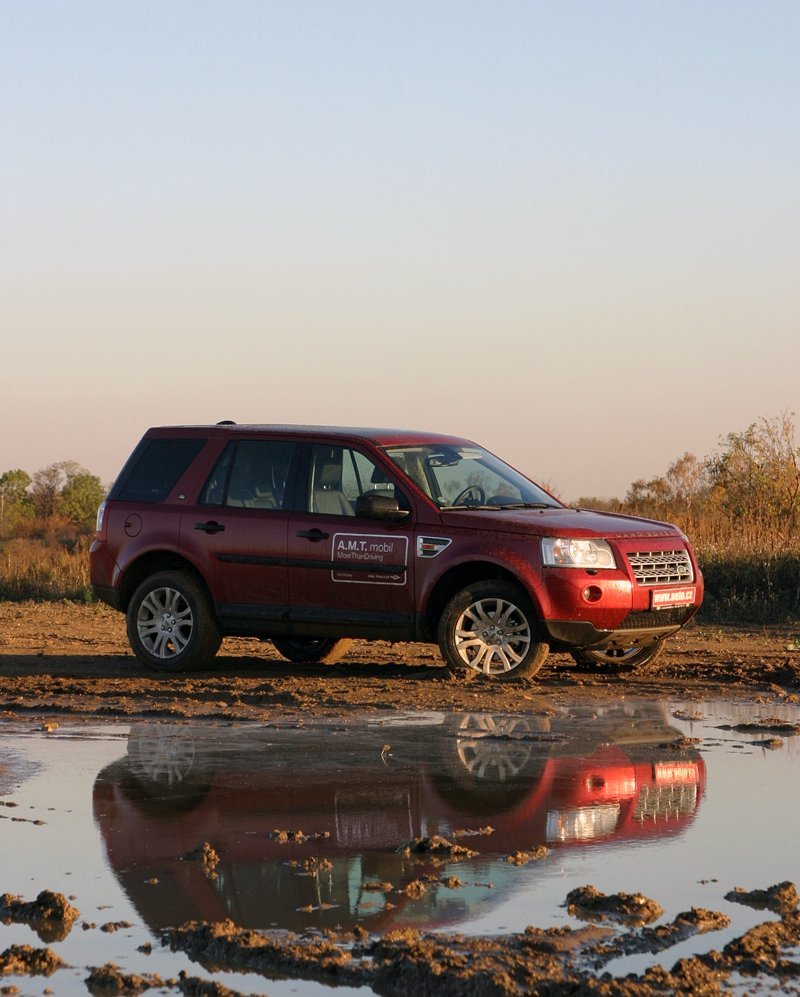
[143,424,475,448]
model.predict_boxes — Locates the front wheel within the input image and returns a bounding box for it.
[272,637,353,664]
[438,580,549,680]
[126,571,222,672]
[571,640,667,673]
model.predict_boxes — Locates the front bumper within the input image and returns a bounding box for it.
[543,606,697,652]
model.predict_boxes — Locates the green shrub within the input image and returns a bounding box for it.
[696,546,800,624]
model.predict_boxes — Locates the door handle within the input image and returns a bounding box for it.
[195,521,226,534]
[296,528,329,542]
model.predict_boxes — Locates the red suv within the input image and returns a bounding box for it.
[90,423,703,679]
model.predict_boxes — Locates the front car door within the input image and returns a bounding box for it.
[287,443,416,639]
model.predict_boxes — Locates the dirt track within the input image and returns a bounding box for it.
[1,601,798,720]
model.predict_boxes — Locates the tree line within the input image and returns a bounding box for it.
[0,461,106,540]
[577,412,800,550]
[1,412,798,551]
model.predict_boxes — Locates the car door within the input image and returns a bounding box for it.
[180,439,295,629]
[286,443,416,638]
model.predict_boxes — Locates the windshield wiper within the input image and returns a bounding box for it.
[441,504,497,511]
[441,501,557,511]
[496,502,557,509]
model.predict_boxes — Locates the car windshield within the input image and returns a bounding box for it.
[383,444,561,510]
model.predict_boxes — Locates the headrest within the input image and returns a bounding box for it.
[316,463,342,489]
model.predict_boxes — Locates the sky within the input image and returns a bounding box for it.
[2,1,798,501]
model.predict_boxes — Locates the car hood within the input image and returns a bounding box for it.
[439,506,683,540]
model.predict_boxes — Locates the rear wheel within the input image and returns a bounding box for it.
[438,580,549,680]
[126,571,221,672]
[272,637,353,664]
[571,639,667,673]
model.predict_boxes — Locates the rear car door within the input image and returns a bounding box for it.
[179,439,295,629]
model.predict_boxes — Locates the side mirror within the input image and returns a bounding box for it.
[356,492,410,522]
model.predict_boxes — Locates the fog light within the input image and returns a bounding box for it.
[582,585,602,603]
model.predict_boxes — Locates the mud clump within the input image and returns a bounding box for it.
[720,911,800,976]
[566,885,665,925]
[594,908,731,963]
[270,828,330,844]
[725,881,798,914]
[0,890,79,942]
[182,843,220,879]
[506,847,548,866]
[398,835,478,861]
[164,919,358,986]
[162,882,800,997]
[717,718,800,735]
[0,944,64,976]
[85,962,164,994]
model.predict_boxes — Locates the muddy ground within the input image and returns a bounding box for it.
[2,601,800,996]
[0,601,799,721]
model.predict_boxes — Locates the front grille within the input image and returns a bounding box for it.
[617,607,695,630]
[634,783,698,822]
[626,549,693,585]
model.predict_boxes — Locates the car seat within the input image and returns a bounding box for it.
[312,456,354,516]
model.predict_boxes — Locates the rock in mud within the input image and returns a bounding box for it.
[565,885,665,925]
[0,890,79,942]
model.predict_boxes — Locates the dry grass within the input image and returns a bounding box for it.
[0,535,798,625]
[0,537,92,602]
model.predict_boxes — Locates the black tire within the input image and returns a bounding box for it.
[571,639,667,673]
[272,637,353,664]
[126,571,222,672]
[437,580,549,680]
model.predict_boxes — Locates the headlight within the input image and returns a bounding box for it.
[546,804,621,842]
[541,537,616,569]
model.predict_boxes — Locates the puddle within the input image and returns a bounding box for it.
[0,700,799,994]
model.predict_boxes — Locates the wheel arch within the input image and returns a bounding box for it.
[118,552,213,613]
[424,560,544,641]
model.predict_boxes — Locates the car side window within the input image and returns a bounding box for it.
[307,446,407,516]
[201,441,295,509]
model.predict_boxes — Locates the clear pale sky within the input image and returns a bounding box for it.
[2,1,798,500]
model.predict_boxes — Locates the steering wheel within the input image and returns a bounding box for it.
[451,484,486,506]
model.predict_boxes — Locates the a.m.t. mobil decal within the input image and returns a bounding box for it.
[332,533,409,585]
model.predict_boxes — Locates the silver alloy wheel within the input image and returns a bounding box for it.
[454,596,532,675]
[131,725,197,788]
[455,714,534,781]
[136,586,194,660]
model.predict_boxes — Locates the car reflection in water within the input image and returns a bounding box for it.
[92,706,706,934]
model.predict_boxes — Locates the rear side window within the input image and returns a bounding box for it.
[111,438,206,503]
[201,440,296,510]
